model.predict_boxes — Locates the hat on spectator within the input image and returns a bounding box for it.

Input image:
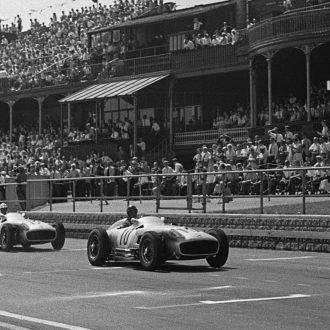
[0,203,7,209]
[316,155,322,159]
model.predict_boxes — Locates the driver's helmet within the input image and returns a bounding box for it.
[0,203,7,210]
[126,204,137,217]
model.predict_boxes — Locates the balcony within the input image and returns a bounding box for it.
[249,5,330,52]
[174,127,250,147]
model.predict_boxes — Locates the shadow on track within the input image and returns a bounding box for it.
[100,260,235,273]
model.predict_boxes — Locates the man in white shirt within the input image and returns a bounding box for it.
[268,127,283,144]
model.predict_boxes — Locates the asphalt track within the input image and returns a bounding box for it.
[0,239,329,330]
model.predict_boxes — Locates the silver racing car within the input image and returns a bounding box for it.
[87,216,229,271]
[0,212,65,251]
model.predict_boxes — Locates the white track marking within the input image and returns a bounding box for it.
[62,248,87,252]
[0,311,90,330]
[204,286,232,291]
[93,267,123,270]
[317,266,330,270]
[201,294,310,304]
[23,267,122,274]
[246,256,315,261]
[54,290,146,301]
[136,294,311,310]
[0,321,31,330]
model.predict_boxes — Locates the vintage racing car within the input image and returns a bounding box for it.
[0,212,65,251]
[87,216,229,271]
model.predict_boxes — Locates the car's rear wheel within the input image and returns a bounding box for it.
[139,232,162,271]
[206,228,229,268]
[51,222,65,250]
[1,223,14,251]
[87,228,110,266]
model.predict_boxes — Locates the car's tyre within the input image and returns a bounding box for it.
[87,228,110,266]
[206,228,229,268]
[139,232,162,271]
[22,242,31,248]
[1,223,14,251]
[51,222,65,250]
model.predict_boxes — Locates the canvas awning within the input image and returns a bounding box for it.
[59,75,169,104]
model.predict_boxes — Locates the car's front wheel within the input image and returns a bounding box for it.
[1,223,14,251]
[206,228,229,268]
[87,228,110,266]
[51,222,65,250]
[139,232,162,271]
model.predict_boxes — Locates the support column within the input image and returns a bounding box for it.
[266,52,273,126]
[68,103,71,131]
[95,102,98,144]
[249,58,256,128]
[37,97,44,135]
[133,95,138,156]
[169,80,175,151]
[7,101,14,144]
[60,103,63,147]
[304,45,311,122]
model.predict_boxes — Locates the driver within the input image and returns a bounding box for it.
[0,203,8,215]
[121,205,138,228]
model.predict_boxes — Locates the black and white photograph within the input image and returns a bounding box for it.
[0,0,329,329]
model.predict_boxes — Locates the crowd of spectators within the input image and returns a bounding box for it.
[212,103,250,129]
[0,1,159,92]
[183,20,241,51]
[182,119,330,198]
[0,15,22,33]
[257,87,330,126]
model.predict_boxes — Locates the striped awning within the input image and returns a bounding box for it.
[59,75,168,103]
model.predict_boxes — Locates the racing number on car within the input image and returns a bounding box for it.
[120,228,134,245]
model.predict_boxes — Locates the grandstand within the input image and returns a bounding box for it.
[0,0,330,204]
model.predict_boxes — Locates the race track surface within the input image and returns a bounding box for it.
[0,239,329,329]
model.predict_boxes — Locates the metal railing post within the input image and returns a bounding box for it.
[260,171,264,214]
[187,173,192,213]
[72,180,76,213]
[222,173,226,213]
[126,178,131,207]
[100,179,104,213]
[202,173,207,213]
[156,174,161,213]
[49,180,53,212]
[302,169,306,215]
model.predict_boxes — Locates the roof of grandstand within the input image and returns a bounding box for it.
[89,0,233,33]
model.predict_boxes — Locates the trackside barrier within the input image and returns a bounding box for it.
[3,166,325,214]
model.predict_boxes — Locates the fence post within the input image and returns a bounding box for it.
[260,171,264,214]
[222,173,226,213]
[202,173,207,213]
[126,178,131,207]
[49,180,53,212]
[100,178,104,213]
[72,180,76,213]
[187,173,192,213]
[156,174,161,213]
[302,169,306,215]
